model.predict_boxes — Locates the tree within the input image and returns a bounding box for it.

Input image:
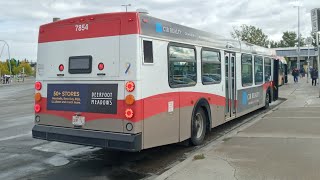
[231,25,269,47]
[231,25,308,48]
[299,35,306,47]
[18,60,33,75]
[12,66,20,75]
[311,32,318,47]
[3,58,18,75]
[279,31,296,47]
[0,62,9,75]
[269,40,280,48]
[0,58,34,76]
[278,31,305,47]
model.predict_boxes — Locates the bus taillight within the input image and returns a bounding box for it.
[126,81,135,92]
[35,82,42,90]
[125,94,135,105]
[59,64,64,71]
[98,63,104,70]
[34,104,41,113]
[35,93,42,102]
[125,108,134,119]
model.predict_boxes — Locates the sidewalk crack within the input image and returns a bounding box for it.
[289,83,300,95]
[215,155,239,180]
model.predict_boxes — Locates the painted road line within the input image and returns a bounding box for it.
[0,132,31,142]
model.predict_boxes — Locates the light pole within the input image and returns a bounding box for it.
[293,1,301,70]
[317,32,320,97]
[297,5,300,70]
[306,37,313,83]
[307,44,310,83]
[0,43,5,56]
[121,4,131,12]
[0,40,12,76]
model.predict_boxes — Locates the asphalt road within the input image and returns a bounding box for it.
[0,82,283,180]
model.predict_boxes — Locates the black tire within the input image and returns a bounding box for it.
[190,108,207,146]
[263,91,270,109]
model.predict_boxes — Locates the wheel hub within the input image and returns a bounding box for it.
[195,113,204,138]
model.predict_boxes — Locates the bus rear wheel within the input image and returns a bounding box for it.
[190,108,207,146]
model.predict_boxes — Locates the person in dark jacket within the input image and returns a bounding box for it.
[311,68,318,86]
[5,75,9,84]
[292,68,299,83]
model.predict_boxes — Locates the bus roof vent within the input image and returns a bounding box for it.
[136,8,149,14]
[52,17,60,22]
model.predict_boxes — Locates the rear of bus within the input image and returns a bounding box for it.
[32,12,143,151]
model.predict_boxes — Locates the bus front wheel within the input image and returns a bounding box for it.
[190,108,207,146]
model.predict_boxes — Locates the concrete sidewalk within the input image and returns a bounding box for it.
[157,77,320,180]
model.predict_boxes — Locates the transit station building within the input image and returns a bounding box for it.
[274,47,318,70]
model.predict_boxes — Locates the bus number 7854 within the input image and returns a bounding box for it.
[75,24,89,31]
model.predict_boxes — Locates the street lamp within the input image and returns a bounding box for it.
[316,32,320,97]
[0,40,12,76]
[306,37,313,83]
[121,4,131,12]
[292,0,302,70]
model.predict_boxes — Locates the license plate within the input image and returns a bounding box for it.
[72,116,85,126]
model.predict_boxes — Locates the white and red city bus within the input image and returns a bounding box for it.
[32,11,278,151]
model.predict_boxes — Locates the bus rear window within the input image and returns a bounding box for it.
[69,56,92,74]
[143,40,153,63]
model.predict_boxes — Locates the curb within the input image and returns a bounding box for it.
[153,100,283,180]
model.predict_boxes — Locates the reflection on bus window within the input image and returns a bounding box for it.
[168,45,196,87]
[241,54,253,86]
[201,49,221,84]
[279,61,283,74]
[254,56,263,85]
[264,57,272,82]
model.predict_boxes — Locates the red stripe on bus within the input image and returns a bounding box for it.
[143,92,225,121]
[38,12,140,43]
[263,81,272,90]
[37,92,225,122]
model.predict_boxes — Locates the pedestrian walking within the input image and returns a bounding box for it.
[4,75,8,84]
[292,68,299,83]
[311,68,318,86]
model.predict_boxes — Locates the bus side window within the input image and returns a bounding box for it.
[168,44,197,87]
[201,49,221,84]
[254,56,263,85]
[143,40,153,64]
[241,54,253,87]
[264,57,271,82]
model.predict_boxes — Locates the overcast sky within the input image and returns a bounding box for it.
[0,0,319,61]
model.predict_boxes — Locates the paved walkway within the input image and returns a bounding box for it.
[157,77,320,180]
